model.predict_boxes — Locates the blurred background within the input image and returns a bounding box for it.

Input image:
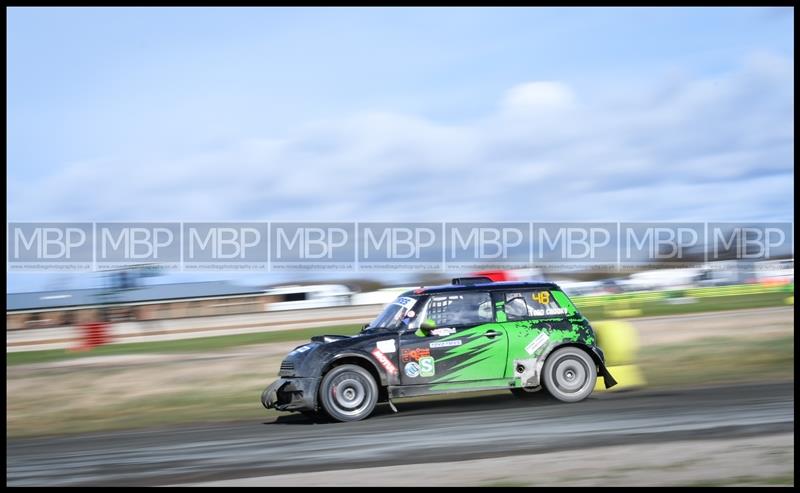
[6,6,794,487]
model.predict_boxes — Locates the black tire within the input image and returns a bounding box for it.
[510,386,543,399]
[542,347,597,403]
[319,364,379,422]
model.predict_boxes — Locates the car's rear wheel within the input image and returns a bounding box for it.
[319,364,378,422]
[542,347,597,403]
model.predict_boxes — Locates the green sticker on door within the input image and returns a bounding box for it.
[419,356,435,377]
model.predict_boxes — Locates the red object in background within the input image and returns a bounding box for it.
[73,322,111,351]
[472,270,515,282]
[761,278,792,287]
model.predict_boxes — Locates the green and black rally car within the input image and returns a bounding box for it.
[262,277,617,421]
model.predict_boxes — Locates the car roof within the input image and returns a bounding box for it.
[403,281,561,296]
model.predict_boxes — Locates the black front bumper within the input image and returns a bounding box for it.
[261,377,320,412]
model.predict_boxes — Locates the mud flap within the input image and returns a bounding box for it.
[599,365,618,389]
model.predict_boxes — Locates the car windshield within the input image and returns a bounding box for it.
[364,295,420,332]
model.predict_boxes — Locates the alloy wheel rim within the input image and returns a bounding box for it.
[552,356,590,394]
[330,373,370,416]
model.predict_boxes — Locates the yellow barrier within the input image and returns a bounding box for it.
[592,320,646,392]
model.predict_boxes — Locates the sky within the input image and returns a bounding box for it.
[6,7,795,292]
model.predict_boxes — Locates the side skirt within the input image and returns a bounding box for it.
[389,378,515,399]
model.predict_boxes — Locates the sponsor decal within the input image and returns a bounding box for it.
[431,327,456,337]
[404,362,420,378]
[419,356,435,377]
[394,297,417,309]
[289,344,312,356]
[530,307,567,317]
[371,348,398,375]
[401,347,431,363]
[377,339,397,353]
[525,332,550,355]
[430,339,462,349]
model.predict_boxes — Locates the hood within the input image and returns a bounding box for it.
[310,334,352,344]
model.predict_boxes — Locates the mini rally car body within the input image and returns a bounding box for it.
[262,278,617,421]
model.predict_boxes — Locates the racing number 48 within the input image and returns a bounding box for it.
[532,291,550,305]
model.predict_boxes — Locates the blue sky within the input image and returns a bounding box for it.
[7,7,794,291]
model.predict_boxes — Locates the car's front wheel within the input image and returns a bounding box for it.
[542,347,597,403]
[319,364,378,422]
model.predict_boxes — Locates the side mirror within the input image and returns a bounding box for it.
[419,319,437,336]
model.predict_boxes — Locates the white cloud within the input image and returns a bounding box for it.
[9,53,793,223]
[501,81,576,113]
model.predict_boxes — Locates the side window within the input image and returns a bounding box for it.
[504,292,529,321]
[426,292,493,326]
[504,290,567,321]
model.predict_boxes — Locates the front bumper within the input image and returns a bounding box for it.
[261,377,320,412]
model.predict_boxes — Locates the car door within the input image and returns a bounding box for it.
[398,291,508,386]
[496,289,574,379]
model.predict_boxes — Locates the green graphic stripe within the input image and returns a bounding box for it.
[435,324,496,361]
[432,323,507,383]
[451,354,492,372]
[450,343,499,371]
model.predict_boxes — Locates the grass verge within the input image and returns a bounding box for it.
[638,334,794,388]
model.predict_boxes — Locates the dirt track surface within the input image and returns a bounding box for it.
[6,382,794,486]
[185,432,794,487]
